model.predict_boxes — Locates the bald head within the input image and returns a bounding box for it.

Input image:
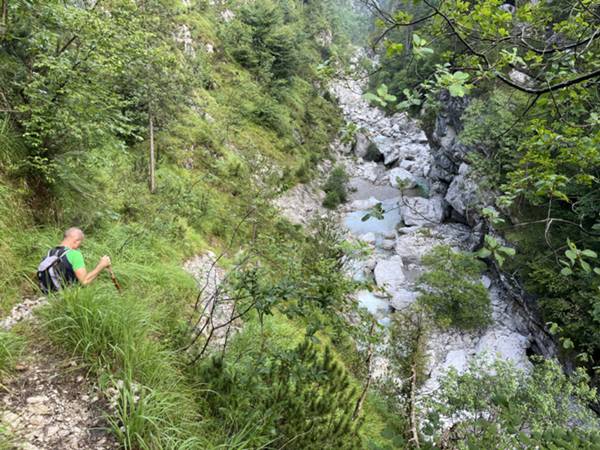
[64,227,84,239]
[62,227,84,249]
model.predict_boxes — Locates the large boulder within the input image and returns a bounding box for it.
[388,167,417,189]
[445,164,494,222]
[371,135,398,165]
[400,196,447,226]
[374,255,405,292]
[390,288,419,310]
[475,329,532,370]
[354,132,384,162]
[352,132,370,158]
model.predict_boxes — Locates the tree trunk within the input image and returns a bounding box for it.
[1,0,8,35]
[149,114,156,193]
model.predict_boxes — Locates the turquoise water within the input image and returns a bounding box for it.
[343,198,402,236]
[356,290,391,326]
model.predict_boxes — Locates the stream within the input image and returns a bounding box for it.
[277,59,552,394]
[275,55,552,393]
[332,72,540,392]
[330,66,539,392]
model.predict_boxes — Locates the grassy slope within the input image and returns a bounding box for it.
[0,5,402,449]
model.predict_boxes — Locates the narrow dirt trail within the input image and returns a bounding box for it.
[1,300,117,450]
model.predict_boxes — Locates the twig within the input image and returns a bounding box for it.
[409,365,420,448]
[352,320,376,421]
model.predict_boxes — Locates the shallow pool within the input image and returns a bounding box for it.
[344,198,402,236]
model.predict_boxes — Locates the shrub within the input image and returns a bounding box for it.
[322,166,349,209]
[195,340,362,449]
[422,357,600,449]
[417,245,491,330]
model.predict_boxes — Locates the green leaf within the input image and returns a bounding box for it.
[495,253,505,267]
[484,235,498,247]
[376,84,389,97]
[565,249,577,263]
[363,92,379,103]
[562,338,574,350]
[453,71,470,82]
[499,246,516,256]
[448,84,466,97]
[594,268,600,275]
[581,249,597,258]
[476,248,492,258]
[560,267,573,276]
[580,260,591,273]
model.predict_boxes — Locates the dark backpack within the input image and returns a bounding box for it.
[37,246,77,293]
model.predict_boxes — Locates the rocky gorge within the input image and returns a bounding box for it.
[279,56,558,395]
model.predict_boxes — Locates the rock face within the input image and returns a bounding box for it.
[428,91,470,186]
[331,78,432,179]
[444,163,492,222]
[274,182,326,225]
[183,252,242,349]
[445,165,476,216]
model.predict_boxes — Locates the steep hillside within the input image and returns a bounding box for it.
[0,1,404,448]
[3,1,598,449]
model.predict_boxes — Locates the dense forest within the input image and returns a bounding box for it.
[0,0,599,449]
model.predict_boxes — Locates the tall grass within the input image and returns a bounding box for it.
[41,286,205,449]
[0,331,24,381]
[0,331,24,448]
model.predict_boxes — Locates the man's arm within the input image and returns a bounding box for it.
[74,255,111,285]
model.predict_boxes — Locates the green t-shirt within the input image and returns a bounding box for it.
[66,248,85,271]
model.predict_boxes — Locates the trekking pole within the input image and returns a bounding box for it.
[108,266,122,293]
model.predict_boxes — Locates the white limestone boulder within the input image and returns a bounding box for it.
[390,288,419,310]
[388,167,417,189]
[374,255,405,292]
[475,330,532,370]
[401,196,446,226]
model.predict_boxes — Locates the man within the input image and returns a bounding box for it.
[37,227,112,292]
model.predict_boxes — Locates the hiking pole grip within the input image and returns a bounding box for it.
[108,266,122,293]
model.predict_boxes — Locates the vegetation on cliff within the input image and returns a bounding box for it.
[366,0,600,383]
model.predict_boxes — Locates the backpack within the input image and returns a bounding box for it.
[37,246,77,293]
